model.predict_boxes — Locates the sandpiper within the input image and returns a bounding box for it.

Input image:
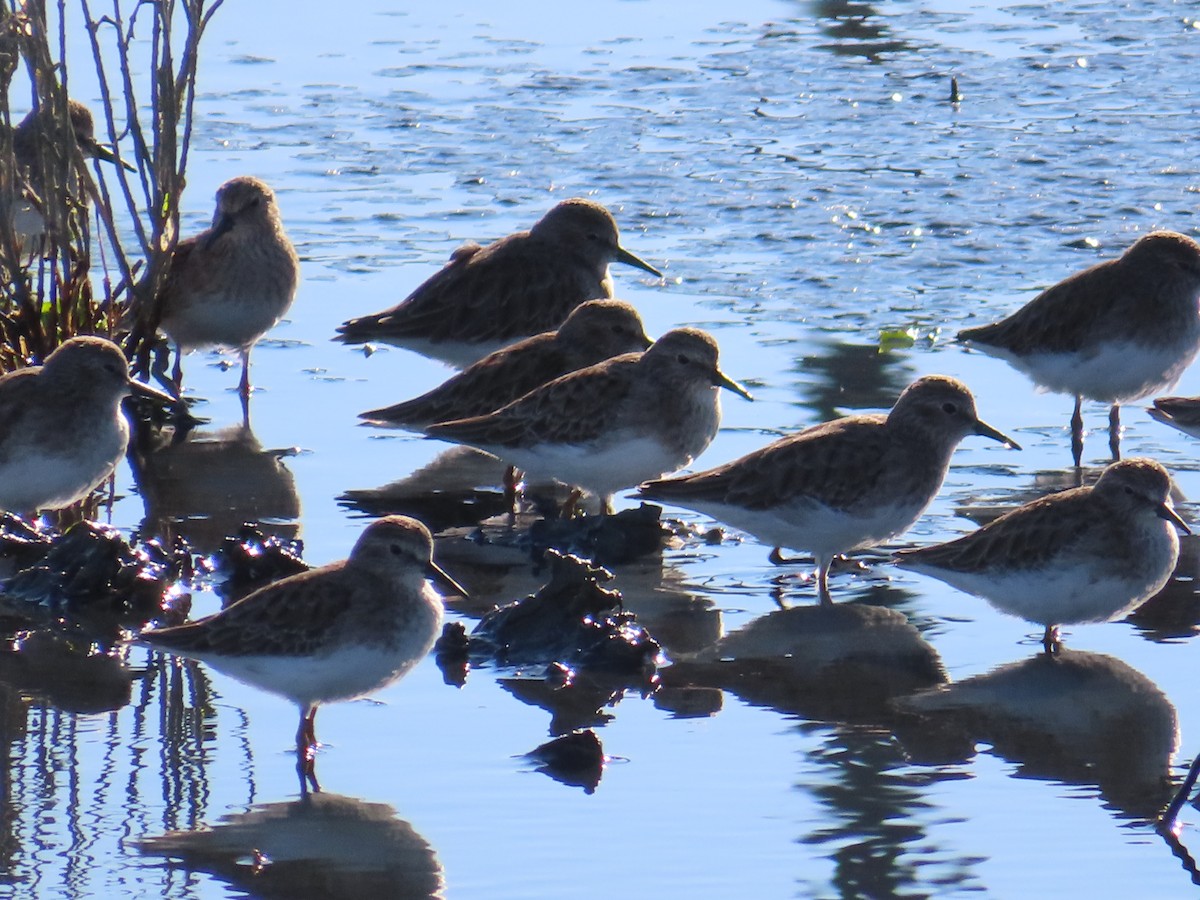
[156,176,300,404]
[958,231,1200,467]
[894,457,1188,652]
[425,328,752,515]
[359,299,652,429]
[335,198,661,367]
[0,336,173,513]
[1147,395,1200,440]
[637,375,1018,604]
[139,515,466,759]
[6,99,134,244]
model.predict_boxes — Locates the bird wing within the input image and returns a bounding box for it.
[140,562,373,658]
[895,486,1094,573]
[640,415,893,511]
[338,235,604,343]
[426,356,637,448]
[362,335,564,427]
[0,370,51,462]
[957,257,1122,353]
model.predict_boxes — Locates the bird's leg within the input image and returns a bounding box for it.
[1070,395,1084,468]
[238,348,252,400]
[502,465,521,518]
[559,488,583,519]
[1108,404,1121,461]
[817,559,833,607]
[601,494,615,517]
[171,342,184,399]
[295,746,321,796]
[1041,624,1061,654]
[1161,751,1200,831]
[296,706,318,754]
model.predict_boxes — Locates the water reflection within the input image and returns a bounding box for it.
[804,1,914,60]
[793,340,917,423]
[1128,534,1200,642]
[132,423,301,554]
[0,633,134,714]
[662,591,946,723]
[137,792,444,899]
[898,649,1178,816]
[341,445,572,531]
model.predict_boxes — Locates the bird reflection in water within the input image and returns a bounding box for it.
[137,792,444,899]
[898,649,1177,817]
[131,422,300,555]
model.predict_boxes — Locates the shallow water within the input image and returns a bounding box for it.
[9,0,1200,896]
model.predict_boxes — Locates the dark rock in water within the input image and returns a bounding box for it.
[0,513,55,574]
[528,503,667,567]
[0,518,191,634]
[526,729,606,793]
[465,550,660,681]
[433,621,470,687]
[213,524,307,605]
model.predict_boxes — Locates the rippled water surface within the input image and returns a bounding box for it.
[11,0,1200,896]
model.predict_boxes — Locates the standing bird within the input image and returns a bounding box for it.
[359,299,652,429]
[957,231,1200,467]
[155,176,300,411]
[894,458,1188,652]
[0,336,173,514]
[138,516,467,783]
[6,99,134,244]
[637,375,1018,604]
[426,328,752,515]
[336,198,661,367]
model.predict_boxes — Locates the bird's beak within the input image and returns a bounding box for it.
[974,418,1021,450]
[615,245,662,278]
[85,138,136,173]
[128,378,177,405]
[712,367,753,401]
[428,561,470,600]
[202,212,235,250]
[1157,502,1192,535]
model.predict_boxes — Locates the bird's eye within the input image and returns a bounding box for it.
[942,402,957,414]
[677,354,690,365]
[390,544,403,556]
[1124,486,1134,496]
[611,324,624,334]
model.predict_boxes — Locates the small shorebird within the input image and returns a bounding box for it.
[0,336,173,513]
[139,516,466,775]
[336,198,661,367]
[637,375,1018,604]
[6,99,134,244]
[958,231,1200,467]
[156,176,300,408]
[1147,395,1200,440]
[425,328,752,515]
[359,299,652,429]
[894,457,1188,652]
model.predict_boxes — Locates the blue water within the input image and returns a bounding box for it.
[7,0,1200,896]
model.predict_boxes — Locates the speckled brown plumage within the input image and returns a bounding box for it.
[156,176,299,399]
[360,299,651,429]
[336,198,660,364]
